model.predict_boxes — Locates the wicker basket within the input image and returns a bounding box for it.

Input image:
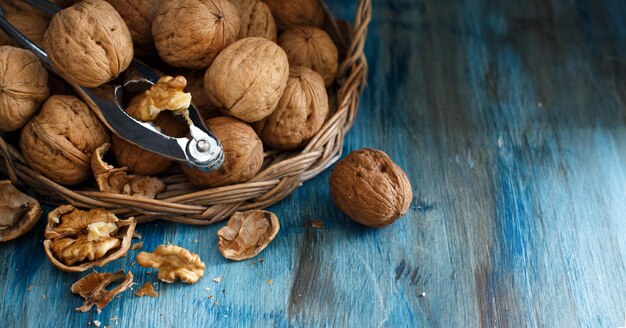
[0,0,371,226]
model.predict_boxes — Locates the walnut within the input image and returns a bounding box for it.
[20,95,109,185]
[204,37,289,122]
[0,10,49,47]
[135,282,158,297]
[136,244,205,284]
[181,70,221,119]
[230,0,276,41]
[0,181,42,242]
[105,0,158,55]
[254,66,328,150]
[71,270,133,312]
[181,117,263,187]
[135,76,191,122]
[0,46,49,132]
[152,0,240,69]
[43,205,136,272]
[43,0,134,87]
[264,0,324,30]
[92,143,165,198]
[111,93,188,175]
[278,26,338,87]
[329,149,413,228]
[216,210,279,261]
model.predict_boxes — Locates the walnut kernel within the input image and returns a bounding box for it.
[136,244,206,284]
[135,76,191,122]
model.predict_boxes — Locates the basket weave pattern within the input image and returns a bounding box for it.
[0,0,371,225]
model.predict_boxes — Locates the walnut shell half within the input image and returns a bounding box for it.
[329,149,413,228]
[136,244,205,284]
[217,210,280,261]
[0,181,42,242]
[71,270,134,312]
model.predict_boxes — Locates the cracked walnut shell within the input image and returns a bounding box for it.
[136,244,205,284]
[181,116,263,187]
[217,210,280,261]
[204,37,289,122]
[230,0,276,41]
[254,66,328,150]
[329,149,413,228]
[152,0,240,69]
[71,270,133,312]
[43,0,134,87]
[20,95,109,185]
[43,205,136,272]
[278,26,338,87]
[0,46,49,132]
[105,0,158,55]
[264,0,324,30]
[0,181,42,242]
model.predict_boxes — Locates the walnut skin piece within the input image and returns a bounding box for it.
[0,181,42,242]
[152,0,240,69]
[181,117,263,187]
[71,270,133,312]
[279,26,338,87]
[19,95,109,185]
[0,10,49,47]
[230,0,276,41]
[204,37,289,123]
[43,205,136,272]
[135,282,158,297]
[92,143,166,198]
[254,66,329,150]
[217,210,280,261]
[136,76,191,122]
[264,0,324,30]
[0,46,49,132]
[43,0,134,87]
[136,244,206,284]
[105,0,158,55]
[329,149,413,228]
[111,93,188,175]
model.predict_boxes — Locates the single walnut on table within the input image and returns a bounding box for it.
[217,210,280,261]
[230,0,277,41]
[0,181,42,242]
[105,0,159,55]
[264,0,325,30]
[136,244,205,284]
[43,205,136,272]
[71,270,133,312]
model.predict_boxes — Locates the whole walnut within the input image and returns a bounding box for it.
[230,0,276,41]
[0,10,49,47]
[254,67,328,150]
[0,46,49,132]
[264,0,324,30]
[20,95,110,185]
[105,0,159,55]
[111,94,188,176]
[182,116,263,187]
[152,0,240,69]
[329,149,413,228]
[278,26,338,87]
[43,0,134,87]
[204,37,289,123]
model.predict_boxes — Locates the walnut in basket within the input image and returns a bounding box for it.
[254,66,329,150]
[204,37,289,122]
[0,46,49,132]
[20,95,110,185]
[181,116,263,187]
[152,0,240,69]
[264,0,325,30]
[278,26,338,87]
[0,10,49,47]
[105,0,159,56]
[181,70,221,119]
[43,0,134,87]
[230,0,277,41]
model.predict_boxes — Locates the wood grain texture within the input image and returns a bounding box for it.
[2,0,626,327]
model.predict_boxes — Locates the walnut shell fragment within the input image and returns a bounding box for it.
[135,76,191,122]
[92,143,165,198]
[71,270,134,312]
[136,244,205,284]
[135,282,158,297]
[230,0,277,41]
[0,181,42,242]
[329,149,413,228]
[217,210,279,261]
[43,205,136,272]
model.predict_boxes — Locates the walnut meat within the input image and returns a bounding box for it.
[136,244,205,284]
[264,0,324,30]
[20,95,109,185]
[43,0,134,87]
[71,270,134,312]
[0,10,49,47]
[329,149,413,228]
[204,37,289,122]
[152,0,240,69]
[135,76,191,122]
[254,66,328,150]
[217,210,280,261]
[105,0,158,55]
[135,282,158,297]
[181,117,263,187]
[43,205,137,272]
[278,26,338,87]
[230,0,276,41]
[0,46,49,132]
[0,181,42,242]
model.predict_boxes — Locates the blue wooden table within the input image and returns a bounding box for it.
[2,0,626,326]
